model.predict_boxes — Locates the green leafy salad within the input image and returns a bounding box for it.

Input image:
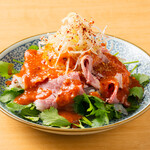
[0,47,149,128]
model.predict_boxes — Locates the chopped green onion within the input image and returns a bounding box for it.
[13,59,24,64]
[130,65,138,73]
[113,52,119,56]
[123,61,139,64]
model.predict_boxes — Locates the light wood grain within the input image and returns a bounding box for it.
[0,0,150,150]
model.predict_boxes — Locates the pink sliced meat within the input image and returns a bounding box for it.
[81,55,100,89]
[106,81,119,104]
[34,94,57,111]
[115,73,123,89]
[34,72,84,111]
[100,78,119,104]
[38,75,68,93]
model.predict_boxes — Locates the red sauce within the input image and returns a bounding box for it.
[58,110,82,124]
[93,53,141,107]
[89,91,104,100]
[14,85,52,105]
[56,79,82,108]
[14,49,59,105]
[129,76,143,88]
[100,77,119,98]
[14,49,143,117]
[94,53,130,78]
[16,49,59,89]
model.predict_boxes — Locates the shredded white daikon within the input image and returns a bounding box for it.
[40,12,109,73]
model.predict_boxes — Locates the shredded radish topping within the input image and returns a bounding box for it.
[40,12,109,73]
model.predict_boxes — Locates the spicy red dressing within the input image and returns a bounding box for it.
[14,49,142,124]
[93,52,142,107]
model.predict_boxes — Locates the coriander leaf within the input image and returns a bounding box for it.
[126,105,140,112]
[0,61,18,79]
[105,104,122,120]
[94,109,108,117]
[6,101,28,112]
[24,116,39,122]
[73,120,85,129]
[92,112,109,127]
[0,88,24,103]
[74,94,110,127]
[129,87,144,99]
[127,86,144,112]
[132,74,150,87]
[28,45,39,50]
[93,100,105,109]
[40,107,71,127]
[73,95,87,115]
[20,106,40,117]
[126,96,140,112]
[91,106,109,127]
[6,101,40,119]
[0,91,18,103]
[83,93,95,115]
[81,116,92,126]
[87,95,104,103]
[73,94,95,116]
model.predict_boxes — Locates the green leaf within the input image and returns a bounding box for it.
[73,95,87,115]
[28,45,39,50]
[24,116,39,122]
[20,106,40,117]
[6,102,28,112]
[74,94,110,127]
[131,74,150,87]
[127,86,144,112]
[6,101,40,119]
[0,61,18,79]
[0,88,24,103]
[92,113,109,127]
[105,104,122,120]
[83,93,95,115]
[81,116,92,126]
[73,120,85,129]
[40,107,71,127]
[73,94,95,116]
[129,87,144,99]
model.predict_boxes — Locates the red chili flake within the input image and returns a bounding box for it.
[101,43,106,46]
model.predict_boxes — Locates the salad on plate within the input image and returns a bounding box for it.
[0,12,149,128]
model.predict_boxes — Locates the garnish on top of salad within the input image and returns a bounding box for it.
[0,12,150,128]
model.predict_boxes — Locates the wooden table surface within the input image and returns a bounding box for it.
[0,0,150,150]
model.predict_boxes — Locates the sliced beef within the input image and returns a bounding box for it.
[34,72,84,111]
[80,55,100,89]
